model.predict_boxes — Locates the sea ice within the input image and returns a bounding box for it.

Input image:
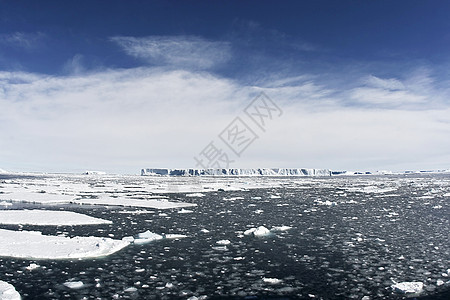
[391,281,424,294]
[0,281,20,300]
[253,226,271,237]
[0,191,76,204]
[216,240,231,245]
[0,229,129,259]
[74,196,196,209]
[271,226,292,232]
[0,210,112,226]
[263,277,282,284]
[63,281,84,289]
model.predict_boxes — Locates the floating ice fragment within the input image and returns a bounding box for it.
[25,263,40,271]
[216,240,231,245]
[185,193,205,197]
[124,287,137,292]
[165,234,187,239]
[64,281,84,289]
[263,277,282,284]
[200,229,210,233]
[271,226,292,232]
[0,281,21,300]
[244,228,257,236]
[254,226,271,237]
[436,279,444,286]
[178,209,193,214]
[391,281,424,294]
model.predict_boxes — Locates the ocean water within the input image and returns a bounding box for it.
[0,174,449,299]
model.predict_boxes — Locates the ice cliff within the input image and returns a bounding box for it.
[141,168,332,176]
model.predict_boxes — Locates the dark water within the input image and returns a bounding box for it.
[0,175,449,299]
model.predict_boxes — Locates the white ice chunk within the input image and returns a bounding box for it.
[64,281,84,289]
[391,281,424,294]
[0,281,21,300]
[0,229,129,259]
[253,226,271,237]
[271,226,292,232]
[263,277,282,284]
[216,240,231,245]
[165,234,188,239]
[136,231,163,241]
[244,228,257,236]
[0,210,112,226]
[185,193,205,197]
[25,263,40,271]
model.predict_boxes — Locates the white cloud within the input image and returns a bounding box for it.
[365,75,405,90]
[0,32,46,49]
[111,36,231,69]
[1,63,449,173]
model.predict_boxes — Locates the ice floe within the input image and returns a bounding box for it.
[263,277,283,284]
[133,230,187,244]
[0,281,21,300]
[0,229,129,259]
[391,281,424,294]
[63,281,84,289]
[73,195,196,209]
[216,239,231,245]
[0,210,112,226]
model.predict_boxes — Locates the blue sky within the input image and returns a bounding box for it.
[1,1,450,174]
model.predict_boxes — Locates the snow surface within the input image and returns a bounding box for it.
[0,229,129,259]
[0,281,20,300]
[0,210,112,226]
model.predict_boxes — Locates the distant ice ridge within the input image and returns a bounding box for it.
[141,168,332,176]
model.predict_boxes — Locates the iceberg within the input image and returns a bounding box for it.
[0,281,20,300]
[141,168,332,176]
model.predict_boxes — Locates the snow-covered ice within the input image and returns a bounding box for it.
[0,281,20,300]
[0,229,129,259]
[73,196,196,209]
[0,210,112,226]
[391,281,424,294]
[63,281,84,289]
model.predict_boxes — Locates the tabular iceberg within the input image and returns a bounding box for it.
[141,168,331,176]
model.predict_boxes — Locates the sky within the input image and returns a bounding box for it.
[1,0,450,174]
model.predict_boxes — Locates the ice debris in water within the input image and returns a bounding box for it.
[263,277,282,284]
[64,281,84,289]
[216,239,231,245]
[133,230,187,244]
[391,281,424,294]
[254,226,271,236]
[244,225,291,236]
